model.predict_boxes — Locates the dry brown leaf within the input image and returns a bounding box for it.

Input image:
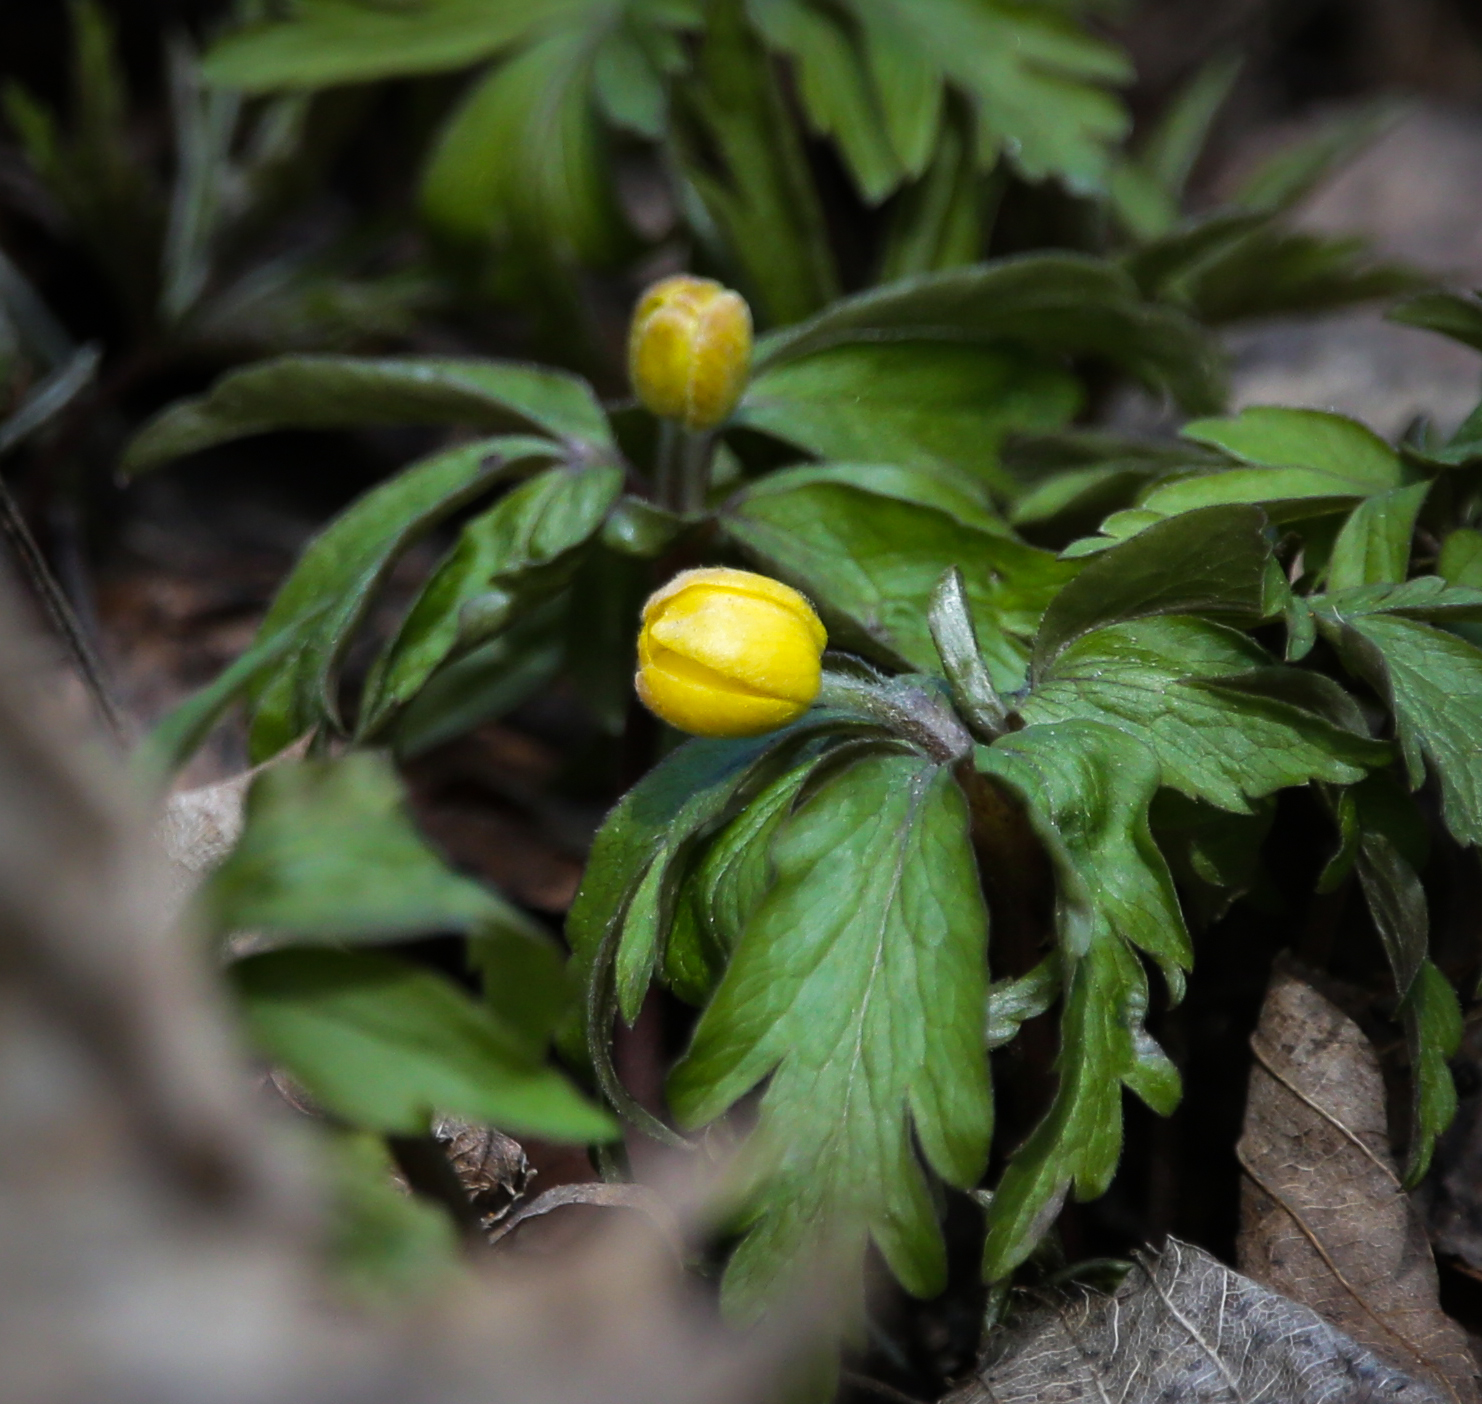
[951,1239,1443,1403]
[1236,962,1478,1404]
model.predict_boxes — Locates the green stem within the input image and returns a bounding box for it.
[677,428,715,515]
[653,419,680,510]
[817,668,972,764]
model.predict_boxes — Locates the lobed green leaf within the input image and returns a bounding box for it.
[1325,482,1430,592]
[975,720,1183,1279]
[1021,617,1388,813]
[233,946,616,1141]
[1032,504,1276,675]
[669,751,991,1313]
[242,437,555,761]
[207,751,537,945]
[360,461,621,735]
[754,254,1225,413]
[724,467,1075,690]
[1317,600,1482,845]
[735,342,1080,492]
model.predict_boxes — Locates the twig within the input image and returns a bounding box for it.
[841,1372,927,1404]
[485,1181,684,1257]
[0,475,126,743]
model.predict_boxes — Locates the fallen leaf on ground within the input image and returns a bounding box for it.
[1236,961,1478,1404]
[949,1238,1443,1403]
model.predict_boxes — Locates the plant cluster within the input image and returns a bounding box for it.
[7,0,1482,1383]
[128,261,1482,1337]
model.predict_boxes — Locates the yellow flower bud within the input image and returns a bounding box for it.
[636,567,827,738]
[628,275,753,432]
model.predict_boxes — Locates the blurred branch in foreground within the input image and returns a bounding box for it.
[0,563,821,1404]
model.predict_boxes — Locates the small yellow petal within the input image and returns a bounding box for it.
[635,568,827,737]
[628,276,753,432]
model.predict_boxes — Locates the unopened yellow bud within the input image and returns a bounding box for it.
[636,567,827,737]
[628,275,753,432]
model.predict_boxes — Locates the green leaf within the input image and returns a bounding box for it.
[1325,481,1429,592]
[1139,468,1388,523]
[1399,960,1462,1188]
[468,920,575,1060]
[1136,409,1405,522]
[203,0,585,89]
[1354,831,1427,1003]
[755,254,1225,413]
[1180,406,1401,486]
[732,460,1011,533]
[734,342,1080,492]
[876,114,989,282]
[232,946,617,1141]
[245,437,554,760]
[984,937,1172,1280]
[674,0,837,326]
[1230,100,1399,213]
[1314,576,1482,623]
[593,27,666,137]
[1106,159,1179,243]
[1150,790,1274,925]
[1139,53,1240,201]
[1032,505,1277,674]
[1439,529,1482,589]
[360,461,621,735]
[669,751,991,1311]
[390,618,565,761]
[853,3,941,177]
[206,751,531,944]
[723,467,1076,690]
[584,723,857,1026]
[1003,431,1220,531]
[929,568,1012,740]
[1020,617,1388,813]
[1315,601,1482,845]
[749,0,902,204]
[980,720,1189,992]
[420,26,621,273]
[569,734,807,972]
[845,0,1131,194]
[1158,225,1421,327]
[132,604,327,786]
[123,355,614,474]
[985,956,1060,1050]
[569,719,867,1138]
[1123,210,1267,302]
[324,1130,460,1305]
[975,720,1183,1279]
[1388,290,1482,356]
[669,753,824,991]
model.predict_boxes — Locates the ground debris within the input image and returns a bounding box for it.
[1237,964,1478,1404]
[950,1239,1443,1404]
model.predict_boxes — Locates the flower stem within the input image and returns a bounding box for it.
[818,667,972,764]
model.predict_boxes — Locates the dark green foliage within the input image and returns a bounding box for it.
[669,751,991,1312]
[975,721,1182,1279]
[233,947,615,1140]
[83,0,1482,1352]
[124,357,615,474]
[207,751,535,944]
